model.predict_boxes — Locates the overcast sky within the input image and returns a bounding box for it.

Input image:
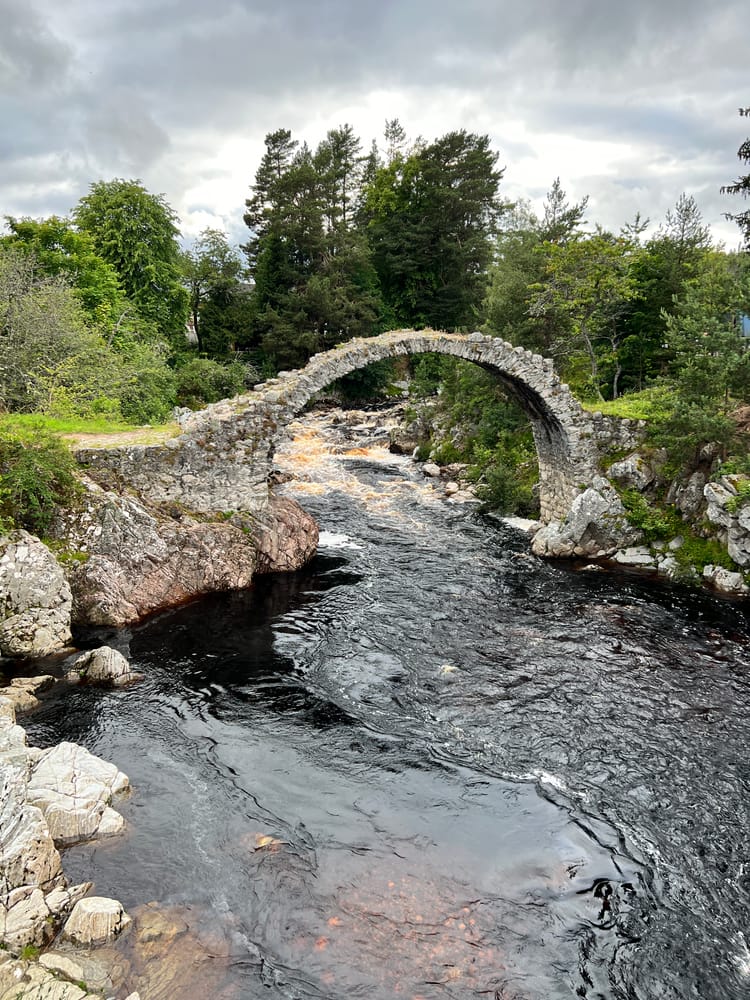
[1,0,747,251]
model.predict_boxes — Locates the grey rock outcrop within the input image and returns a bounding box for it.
[0,532,72,657]
[27,742,129,846]
[532,476,641,559]
[0,702,110,952]
[704,479,750,567]
[607,453,658,492]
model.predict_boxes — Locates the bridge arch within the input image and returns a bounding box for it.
[263,330,597,521]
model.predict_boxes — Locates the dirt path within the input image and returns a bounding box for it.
[62,425,181,449]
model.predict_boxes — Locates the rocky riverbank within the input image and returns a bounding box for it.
[0,676,137,999]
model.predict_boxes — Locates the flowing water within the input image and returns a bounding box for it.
[22,409,750,1000]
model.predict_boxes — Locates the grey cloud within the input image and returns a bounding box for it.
[1,0,746,246]
[0,0,72,92]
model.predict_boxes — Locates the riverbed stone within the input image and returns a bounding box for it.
[62,897,131,947]
[613,546,658,568]
[0,957,92,999]
[422,462,441,478]
[0,532,72,658]
[702,564,749,595]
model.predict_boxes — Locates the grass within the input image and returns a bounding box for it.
[0,413,136,435]
[0,413,181,448]
[580,385,675,421]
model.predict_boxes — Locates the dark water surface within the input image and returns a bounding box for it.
[24,419,750,999]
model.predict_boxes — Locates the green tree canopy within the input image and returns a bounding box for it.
[364,130,505,331]
[181,228,245,355]
[1,215,124,327]
[74,179,188,341]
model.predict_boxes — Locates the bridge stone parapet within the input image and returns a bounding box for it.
[76,330,616,524]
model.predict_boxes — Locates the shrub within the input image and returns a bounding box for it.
[0,430,80,535]
[725,479,750,514]
[174,358,246,408]
[619,489,682,543]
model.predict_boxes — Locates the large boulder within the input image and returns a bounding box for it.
[0,532,72,657]
[607,452,657,492]
[246,495,319,574]
[52,483,257,626]
[532,476,641,559]
[27,742,129,846]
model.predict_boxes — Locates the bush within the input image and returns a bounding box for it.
[0,430,80,534]
[619,489,682,543]
[174,358,246,408]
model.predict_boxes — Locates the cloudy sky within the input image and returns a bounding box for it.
[1,0,747,250]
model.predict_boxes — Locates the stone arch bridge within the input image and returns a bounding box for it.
[76,330,636,523]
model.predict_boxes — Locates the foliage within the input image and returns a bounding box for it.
[529,232,638,400]
[181,228,245,355]
[0,429,80,534]
[1,215,124,326]
[0,246,100,412]
[721,105,750,248]
[647,252,750,463]
[672,535,739,575]
[725,479,750,514]
[581,384,676,420]
[619,489,682,543]
[364,130,505,331]
[409,358,539,516]
[74,178,188,341]
[244,127,384,371]
[331,359,399,402]
[174,358,246,408]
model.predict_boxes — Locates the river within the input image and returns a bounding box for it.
[23,408,750,999]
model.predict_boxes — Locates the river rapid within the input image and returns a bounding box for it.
[23,408,750,1000]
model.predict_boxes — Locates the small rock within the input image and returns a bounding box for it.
[63,897,131,947]
[70,647,141,687]
[422,463,441,478]
[444,481,459,496]
[613,546,657,568]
